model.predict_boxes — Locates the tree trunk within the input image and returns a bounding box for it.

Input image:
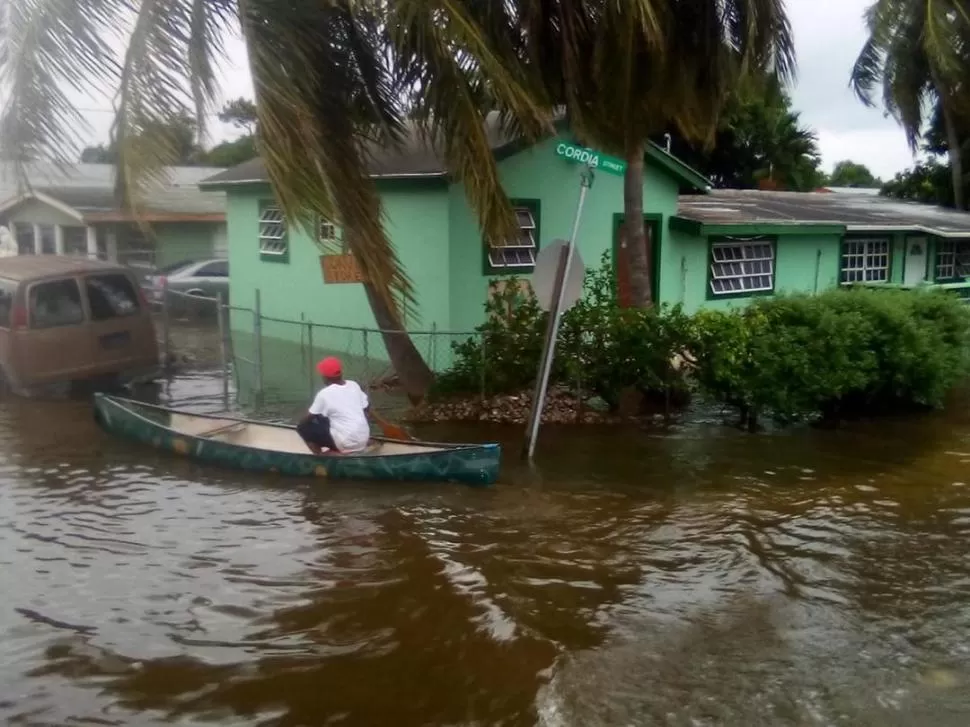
[942,100,967,210]
[362,282,434,404]
[623,141,653,306]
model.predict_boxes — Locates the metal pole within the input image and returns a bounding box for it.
[307,320,315,397]
[430,322,437,372]
[160,276,171,373]
[216,292,229,408]
[525,170,593,460]
[362,329,369,387]
[480,332,487,400]
[253,289,263,405]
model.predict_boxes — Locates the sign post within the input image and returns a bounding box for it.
[523,168,594,460]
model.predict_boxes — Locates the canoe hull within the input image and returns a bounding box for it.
[93,394,500,485]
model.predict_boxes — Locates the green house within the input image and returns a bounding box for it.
[199,122,970,378]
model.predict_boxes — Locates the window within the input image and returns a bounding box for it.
[85,274,141,321]
[259,205,287,257]
[0,279,16,328]
[486,200,540,272]
[63,227,88,256]
[317,216,346,255]
[39,225,56,255]
[14,223,34,255]
[935,240,970,280]
[196,260,228,277]
[29,279,85,329]
[709,238,775,296]
[841,237,890,283]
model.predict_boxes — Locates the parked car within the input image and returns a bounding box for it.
[0,256,159,394]
[148,258,229,317]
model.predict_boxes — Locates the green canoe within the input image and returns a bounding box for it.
[92,394,501,485]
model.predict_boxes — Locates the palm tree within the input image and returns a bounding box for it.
[0,1,793,396]
[851,0,970,210]
[0,1,553,401]
[512,1,795,306]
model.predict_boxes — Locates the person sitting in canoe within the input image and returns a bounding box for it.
[297,357,371,455]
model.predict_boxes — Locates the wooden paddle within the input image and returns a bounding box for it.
[371,410,414,441]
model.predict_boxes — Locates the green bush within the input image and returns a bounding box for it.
[434,255,694,411]
[435,263,970,427]
[691,287,970,428]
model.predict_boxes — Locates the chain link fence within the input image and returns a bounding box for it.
[152,284,484,417]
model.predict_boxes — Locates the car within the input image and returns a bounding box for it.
[148,258,229,314]
[0,256,159,394]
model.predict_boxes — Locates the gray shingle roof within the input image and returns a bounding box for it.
[0,162,227,216]
[678,189,970,236]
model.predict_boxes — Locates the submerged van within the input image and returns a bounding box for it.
[0,256,159,394]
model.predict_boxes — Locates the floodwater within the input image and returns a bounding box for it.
[4,368,970,725]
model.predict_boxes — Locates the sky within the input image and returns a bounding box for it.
[75,0,921,181]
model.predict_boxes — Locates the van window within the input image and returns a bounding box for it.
[0,279,16,328]
[29,279,85,329]
[85,274,141,320]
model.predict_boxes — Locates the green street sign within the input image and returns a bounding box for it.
[555,141,627,176]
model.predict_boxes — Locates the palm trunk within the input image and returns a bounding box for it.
[362,282,434,403]
[942,100,967,210]
[622,141,653,306]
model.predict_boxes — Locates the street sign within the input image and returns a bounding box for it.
[555,141,627,176]
[533,239,585,312]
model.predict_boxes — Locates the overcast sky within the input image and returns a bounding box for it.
[76,0,920,181]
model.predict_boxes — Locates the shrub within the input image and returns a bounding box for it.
[434,255,693,411]
[691,287,970,427]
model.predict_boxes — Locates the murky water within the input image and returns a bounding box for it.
[4,365,970,726]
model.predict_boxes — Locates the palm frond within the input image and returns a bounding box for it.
[0,0,119,183]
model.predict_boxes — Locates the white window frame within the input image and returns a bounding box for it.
[316,215,346,254]
[488,205,538,270]
[840,237,890,284]
[709,238,775,296]
[259,205,287,257]
[936,239,970,281]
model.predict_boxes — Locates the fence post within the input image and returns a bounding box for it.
[480,331,487,400]
[160,276,171,373]
[430,322,437,373]
[307,320,315,398]
[216,292,229,408]
[362,329,369,386]
[253,288,263,405]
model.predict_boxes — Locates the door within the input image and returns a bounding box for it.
[904,236,928,286]
[20,277,92,383]
[82,271,157,372]
[615,217,660,307]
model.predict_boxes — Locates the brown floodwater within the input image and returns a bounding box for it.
[4,369,970,726]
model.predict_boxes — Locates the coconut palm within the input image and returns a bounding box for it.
[511,0,795,305]
[851,0,970,209]
[0,1,794,397]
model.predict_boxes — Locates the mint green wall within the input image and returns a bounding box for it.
[662,228,925,312]
[153,222,223,267]
[448,136,681,332]
[226,181,451,363]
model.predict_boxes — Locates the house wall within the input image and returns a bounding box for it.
[153,221,225,267]
[448,136,681,332]
[226,181,451,364]
[663,229,924,312]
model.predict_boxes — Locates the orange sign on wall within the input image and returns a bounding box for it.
[321,254,365,284]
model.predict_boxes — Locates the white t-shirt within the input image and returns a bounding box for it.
[308,380,370,452]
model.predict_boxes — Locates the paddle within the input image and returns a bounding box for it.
[370,409,414,441]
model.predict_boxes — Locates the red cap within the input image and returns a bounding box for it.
[317,356,342,378]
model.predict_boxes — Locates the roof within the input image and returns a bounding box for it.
[0,254,127,282]
[199,116,712,192]
[0,162,227,221]
[676,189,970,237]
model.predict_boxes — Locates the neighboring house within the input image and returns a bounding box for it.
[199,119,970,368]
[0,163,227,272]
